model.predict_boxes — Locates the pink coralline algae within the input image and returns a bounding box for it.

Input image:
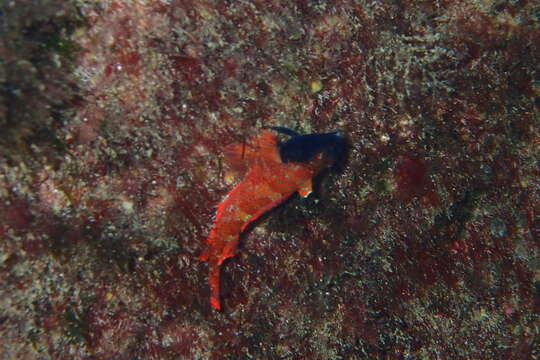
[0,0,539,359]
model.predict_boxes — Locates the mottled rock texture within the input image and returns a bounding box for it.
[1,0,539,359]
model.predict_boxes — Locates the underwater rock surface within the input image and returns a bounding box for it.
[1,0,538,358]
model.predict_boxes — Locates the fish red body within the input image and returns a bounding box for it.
[199,130,332,310]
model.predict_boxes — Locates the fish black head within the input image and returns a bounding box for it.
[264,127,346,167]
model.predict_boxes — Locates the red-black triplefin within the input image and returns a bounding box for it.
[199,127,344,310]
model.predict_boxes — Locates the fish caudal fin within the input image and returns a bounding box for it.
[198,238,211,261]
[198,250,209,262]
[209,263,221,310]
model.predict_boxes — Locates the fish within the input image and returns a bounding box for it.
[199,127,344,310]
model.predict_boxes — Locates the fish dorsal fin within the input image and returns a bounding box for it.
[253,130,280,163]
[222,141,251,174]
[222,130,280,173]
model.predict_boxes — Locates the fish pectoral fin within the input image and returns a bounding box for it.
[298,180,313,198]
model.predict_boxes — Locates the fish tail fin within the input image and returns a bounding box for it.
[199,225,220,261]
[198,249,209,261]
[209,263,221,310]
[198,235,212,261]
